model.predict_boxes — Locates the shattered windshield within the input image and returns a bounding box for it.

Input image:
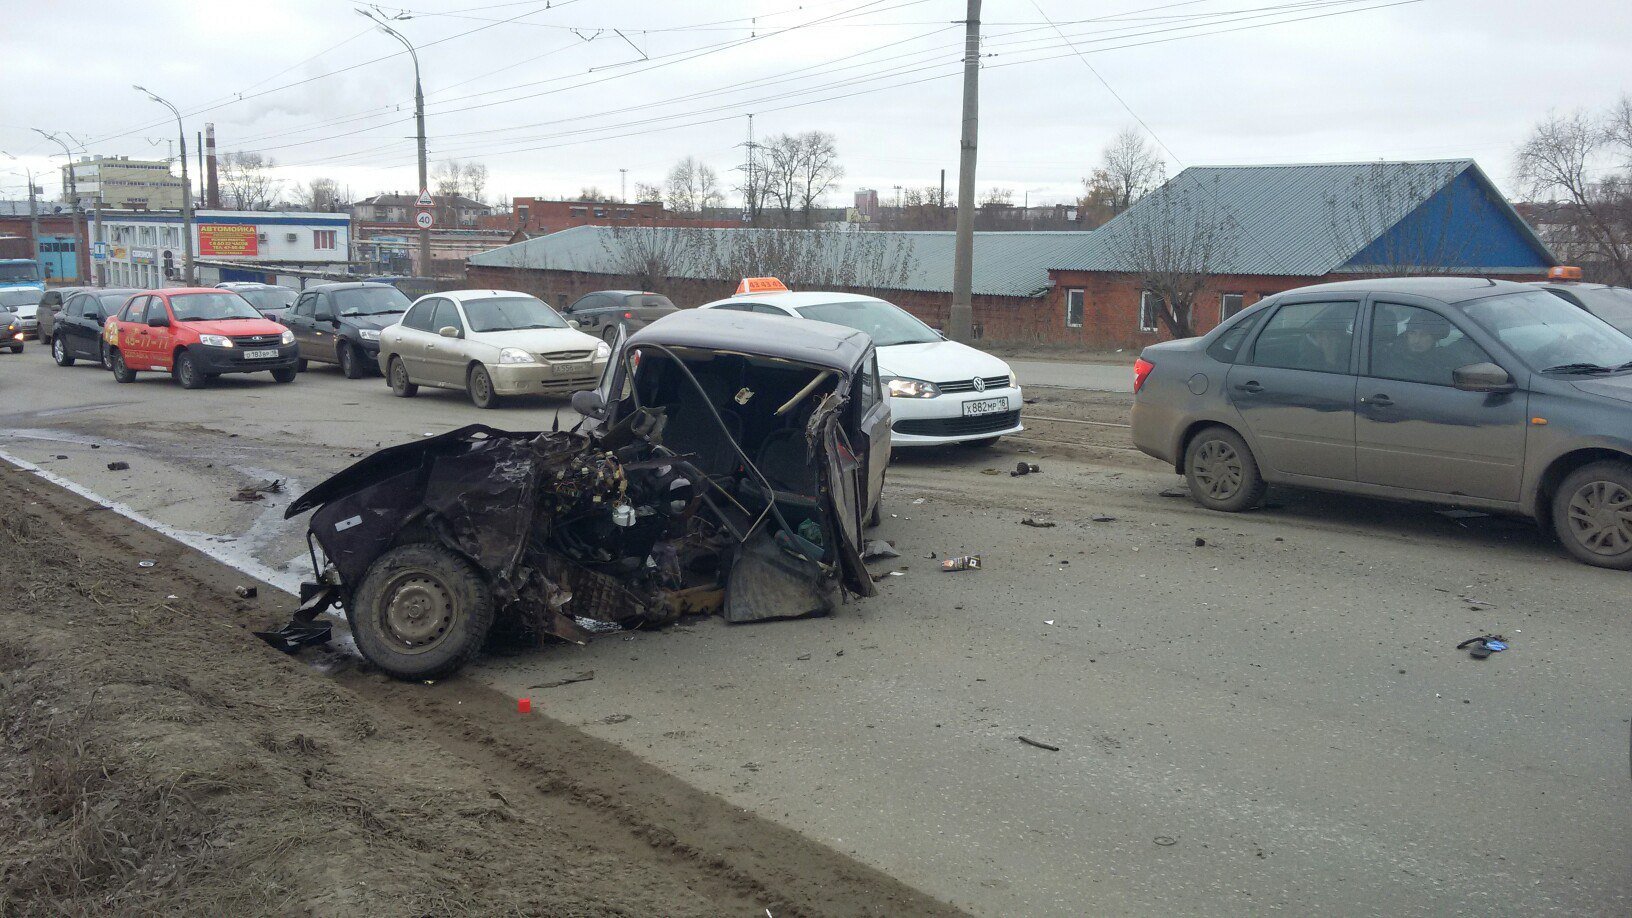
[334,286,412,316]
[793,299,939,347]
[463,296,568,332]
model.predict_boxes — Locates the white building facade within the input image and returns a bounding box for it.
[97,210,351,288]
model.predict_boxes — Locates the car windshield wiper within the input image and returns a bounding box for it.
[1542,362,1615,375]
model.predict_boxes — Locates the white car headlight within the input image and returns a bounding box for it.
[498,347,537,365]
[358,328,381,341]
[280,329,295,345]
[885,376,940,399]
[199,334,234,348]
[594,341,611,359]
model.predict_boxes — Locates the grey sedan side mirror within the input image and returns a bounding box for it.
[438,326,462,339]
[570,389,607,420]
[1452,362,1516,393]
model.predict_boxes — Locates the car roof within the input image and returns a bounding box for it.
[701,290,891,310]
[1271,276,1537,305]
[155,287,235,297]
[1533,280,1623,292]
[627,308,870,371]
[418,289,536,304]
[306,282,398,292]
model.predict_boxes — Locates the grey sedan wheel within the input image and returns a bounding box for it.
[350,543,495,680]
[1553,461,1632,569]
[1183,426,1267,512]
[389,356,417,398]
[467,364,501,409]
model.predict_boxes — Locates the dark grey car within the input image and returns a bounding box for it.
[1132,277,1632,569]
[561,290,680,342]
[281,283,413,378]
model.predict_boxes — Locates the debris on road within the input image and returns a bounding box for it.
[1021,517,1056,528]
[235,585,258,599]
[529,671,595,690]
[1092,515,1117,522]
[1018,735,1061,752]
[106,461,130,471]
[1159,488,1187,498]
[137,559,155,568]
[1011,462,1042,477]
[1154,836,1178,847]
[231,479,285,502]
[981,468,1002,476]
[1457,634,1509,659]
[1194,537,1207,547]
[517,698,533,713]
[862,539,901,560]
[941,555,982,572]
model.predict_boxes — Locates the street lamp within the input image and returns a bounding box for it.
[0,153,41,280]
[31,130,86,283]
[133,86,195,285]
[358,8,431,277]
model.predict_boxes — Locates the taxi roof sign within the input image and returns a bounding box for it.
[734,276,790,296]
[1548,265,1583,281]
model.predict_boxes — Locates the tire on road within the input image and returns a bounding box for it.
[296,357,309,373]
[388,356,417,398]
[1183,425,1267,512]
[467,363,501,409]
[350,542,495,680]
[174,350,208,389]
[339,341,367,379]
[52,336,74,366]
[111,349,136,383]
[272,367,297,384]
[99,341,113,370]
[1552,460,1632,569]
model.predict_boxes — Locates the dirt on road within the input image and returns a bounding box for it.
[0,463,962,918]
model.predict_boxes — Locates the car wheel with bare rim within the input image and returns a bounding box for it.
[174,350,208,389]
[1183,425,1267,512]
[350,543,494,680]
[467,363,501,409]
[388,356,417,398]
[1553,461,1632,569]
[339,341,367,379]
[111,350,136,383]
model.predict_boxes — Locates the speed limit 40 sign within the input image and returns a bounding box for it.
[415,211,434,229]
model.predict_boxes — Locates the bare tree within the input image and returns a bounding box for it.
[433,158,464,197]
[1326,161,1470,276]
[1086,127,1166,216]
[664,156,723,215]
[759,131,844,227]
[602,224,705,289]
[219,152,283,211]
[465,162,489,204]
[1516,100,1632,284]
[295,177,340,212]
[979,186,1013,208]
[1111,178,1238,338]
[577,186,608,202]
[600,226,916,293]
[632,181,663,204]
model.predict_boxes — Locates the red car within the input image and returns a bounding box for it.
[104,288,300,388]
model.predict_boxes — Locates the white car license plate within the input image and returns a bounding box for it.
[244,349,279,360]
[962,397,1009,417]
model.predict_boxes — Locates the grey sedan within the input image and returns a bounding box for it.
[1132,277,1632,568]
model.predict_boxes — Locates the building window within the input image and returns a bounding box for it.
[1220,293,1245,321]
[1065,289,1085,328]
[314,229,337,250]
[1139,291,1161,332]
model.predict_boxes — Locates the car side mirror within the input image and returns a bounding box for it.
[146,315,169,328]
[567,319,581,330]
[1452,362,1516,393]
[438,326,462,339]
[571,389,607,420]
[94,315,105,326]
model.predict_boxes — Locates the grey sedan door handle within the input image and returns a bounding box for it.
[1234,381,1263,394]
[1362,394,1394,407]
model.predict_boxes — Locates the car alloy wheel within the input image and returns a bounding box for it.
[1192,440,1244,501]
[100,341,112,370]
[52,336,73,366]
[1565,480,1632,557]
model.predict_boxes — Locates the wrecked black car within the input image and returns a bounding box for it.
[267,309,891,680]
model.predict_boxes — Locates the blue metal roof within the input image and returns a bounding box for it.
[1056,160,1554,276]
[468,225,1092,298]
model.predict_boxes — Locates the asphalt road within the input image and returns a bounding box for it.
[1008,357,1134,392]
[2,346,1628,916]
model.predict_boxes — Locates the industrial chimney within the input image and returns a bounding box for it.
[205,123,220,209]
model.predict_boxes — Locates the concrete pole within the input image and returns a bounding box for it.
[34,130,85,284]
[413,58,430,277]
[93,198,104,286]
[948,0,981,342]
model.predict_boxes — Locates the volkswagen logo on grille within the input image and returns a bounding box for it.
[971,376,986,392]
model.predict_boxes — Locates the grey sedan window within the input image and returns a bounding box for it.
[401,300,436,331]
[1368,303,1491,387]
[1250,301,1356,375]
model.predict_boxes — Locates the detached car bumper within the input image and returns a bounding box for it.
[189,343,301,374]
[888,385,1025,445]
[489,357,608,395]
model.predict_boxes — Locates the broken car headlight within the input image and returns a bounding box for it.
[498,347,537,365]
[885,376,940,399]
[198,334,234,348]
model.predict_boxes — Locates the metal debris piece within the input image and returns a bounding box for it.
[1154,836,1177,847]
[235,585,258,599]
[1092,515,1116,522]
[232,479,284,503]
[529,671,595,689]
[1021,518,1056,528]
[106,461,130,471]
[137,560,155,568]
[1018,735,1060,752]
[941,555,982,572]
[861,539,900,560]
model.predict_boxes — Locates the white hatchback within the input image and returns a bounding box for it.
[698,285,1022,446]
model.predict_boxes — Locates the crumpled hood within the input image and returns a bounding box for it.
[876,339,1013,384]
[1572,375,1632,404]
[470,326,602,351]
[340,312,404,332]
[181,318,288,337]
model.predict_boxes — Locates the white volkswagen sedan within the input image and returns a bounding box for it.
[377,289,609,408]
[699,280,1022,446]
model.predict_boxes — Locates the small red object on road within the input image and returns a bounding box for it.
[517,698,532,714]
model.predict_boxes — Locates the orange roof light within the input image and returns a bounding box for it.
[1548,265,1583,281]
[735,276,790,296]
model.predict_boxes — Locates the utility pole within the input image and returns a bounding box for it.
[741,113,757,226]
[133,87,194,285]
[2,154,42,277]
[619,168,628,202]
[33,130,86,284]
[948,0,981,342]
[360,8,430,277]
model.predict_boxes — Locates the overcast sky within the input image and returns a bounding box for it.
[2,0,1627,209]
